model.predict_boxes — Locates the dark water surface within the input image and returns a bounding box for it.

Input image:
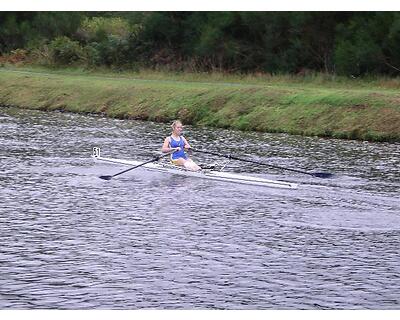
[1,106,399,309]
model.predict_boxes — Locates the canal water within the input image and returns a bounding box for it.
[0,106,399,309]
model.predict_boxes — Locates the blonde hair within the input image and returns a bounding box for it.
[171,120,182,130]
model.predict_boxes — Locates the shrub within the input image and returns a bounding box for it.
[77,17,131,43]
[49,36,83,65]
[0,49,29,65]
[93,35,131,67]
[81,43,101,66]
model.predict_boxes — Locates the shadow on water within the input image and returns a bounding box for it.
[1,106,399,309]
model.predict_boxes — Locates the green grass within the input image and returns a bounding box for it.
[1,65,399,142]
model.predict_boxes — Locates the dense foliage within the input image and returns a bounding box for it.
[1,12,400,76]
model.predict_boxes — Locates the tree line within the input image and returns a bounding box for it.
[1,12,400,76]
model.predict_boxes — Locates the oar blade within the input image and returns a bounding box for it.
[99,175,113,180]
[311,172,334,178]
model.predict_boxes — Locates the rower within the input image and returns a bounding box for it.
[161,120,201,171]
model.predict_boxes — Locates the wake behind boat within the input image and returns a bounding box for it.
[92,147,298,189]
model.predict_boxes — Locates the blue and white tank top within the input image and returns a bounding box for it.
[169,136,188,160]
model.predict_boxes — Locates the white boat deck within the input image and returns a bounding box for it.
[92,150,298,190]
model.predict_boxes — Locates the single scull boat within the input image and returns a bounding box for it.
[92,147,298,189]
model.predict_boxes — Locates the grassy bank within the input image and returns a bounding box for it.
[1,66,399,142]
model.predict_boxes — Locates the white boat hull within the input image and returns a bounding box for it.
[92,149,298,189]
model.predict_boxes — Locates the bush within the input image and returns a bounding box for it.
[77,17,132,43]
[93,35,131,67]
[29,45,51,65]
[81,43,101,66]
[0,49,29,65]
[76,17,137,68]
[49,36,83,65]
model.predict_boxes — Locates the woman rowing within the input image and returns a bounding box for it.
[161,120,201,171]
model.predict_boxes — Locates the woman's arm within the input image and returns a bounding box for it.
[162,137,179,153]
[182,137,191,149]
[161,137,171,153]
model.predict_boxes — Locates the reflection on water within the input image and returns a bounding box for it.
[0,106,399,309]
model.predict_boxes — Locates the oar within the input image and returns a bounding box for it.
[99,152,172,180]
[191,148,334,178]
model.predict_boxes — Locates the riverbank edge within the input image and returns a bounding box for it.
[1,67,399,142]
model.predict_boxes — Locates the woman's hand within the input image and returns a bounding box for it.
[184,144,191,150]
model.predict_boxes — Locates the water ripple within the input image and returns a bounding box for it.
[0,106,399,309]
